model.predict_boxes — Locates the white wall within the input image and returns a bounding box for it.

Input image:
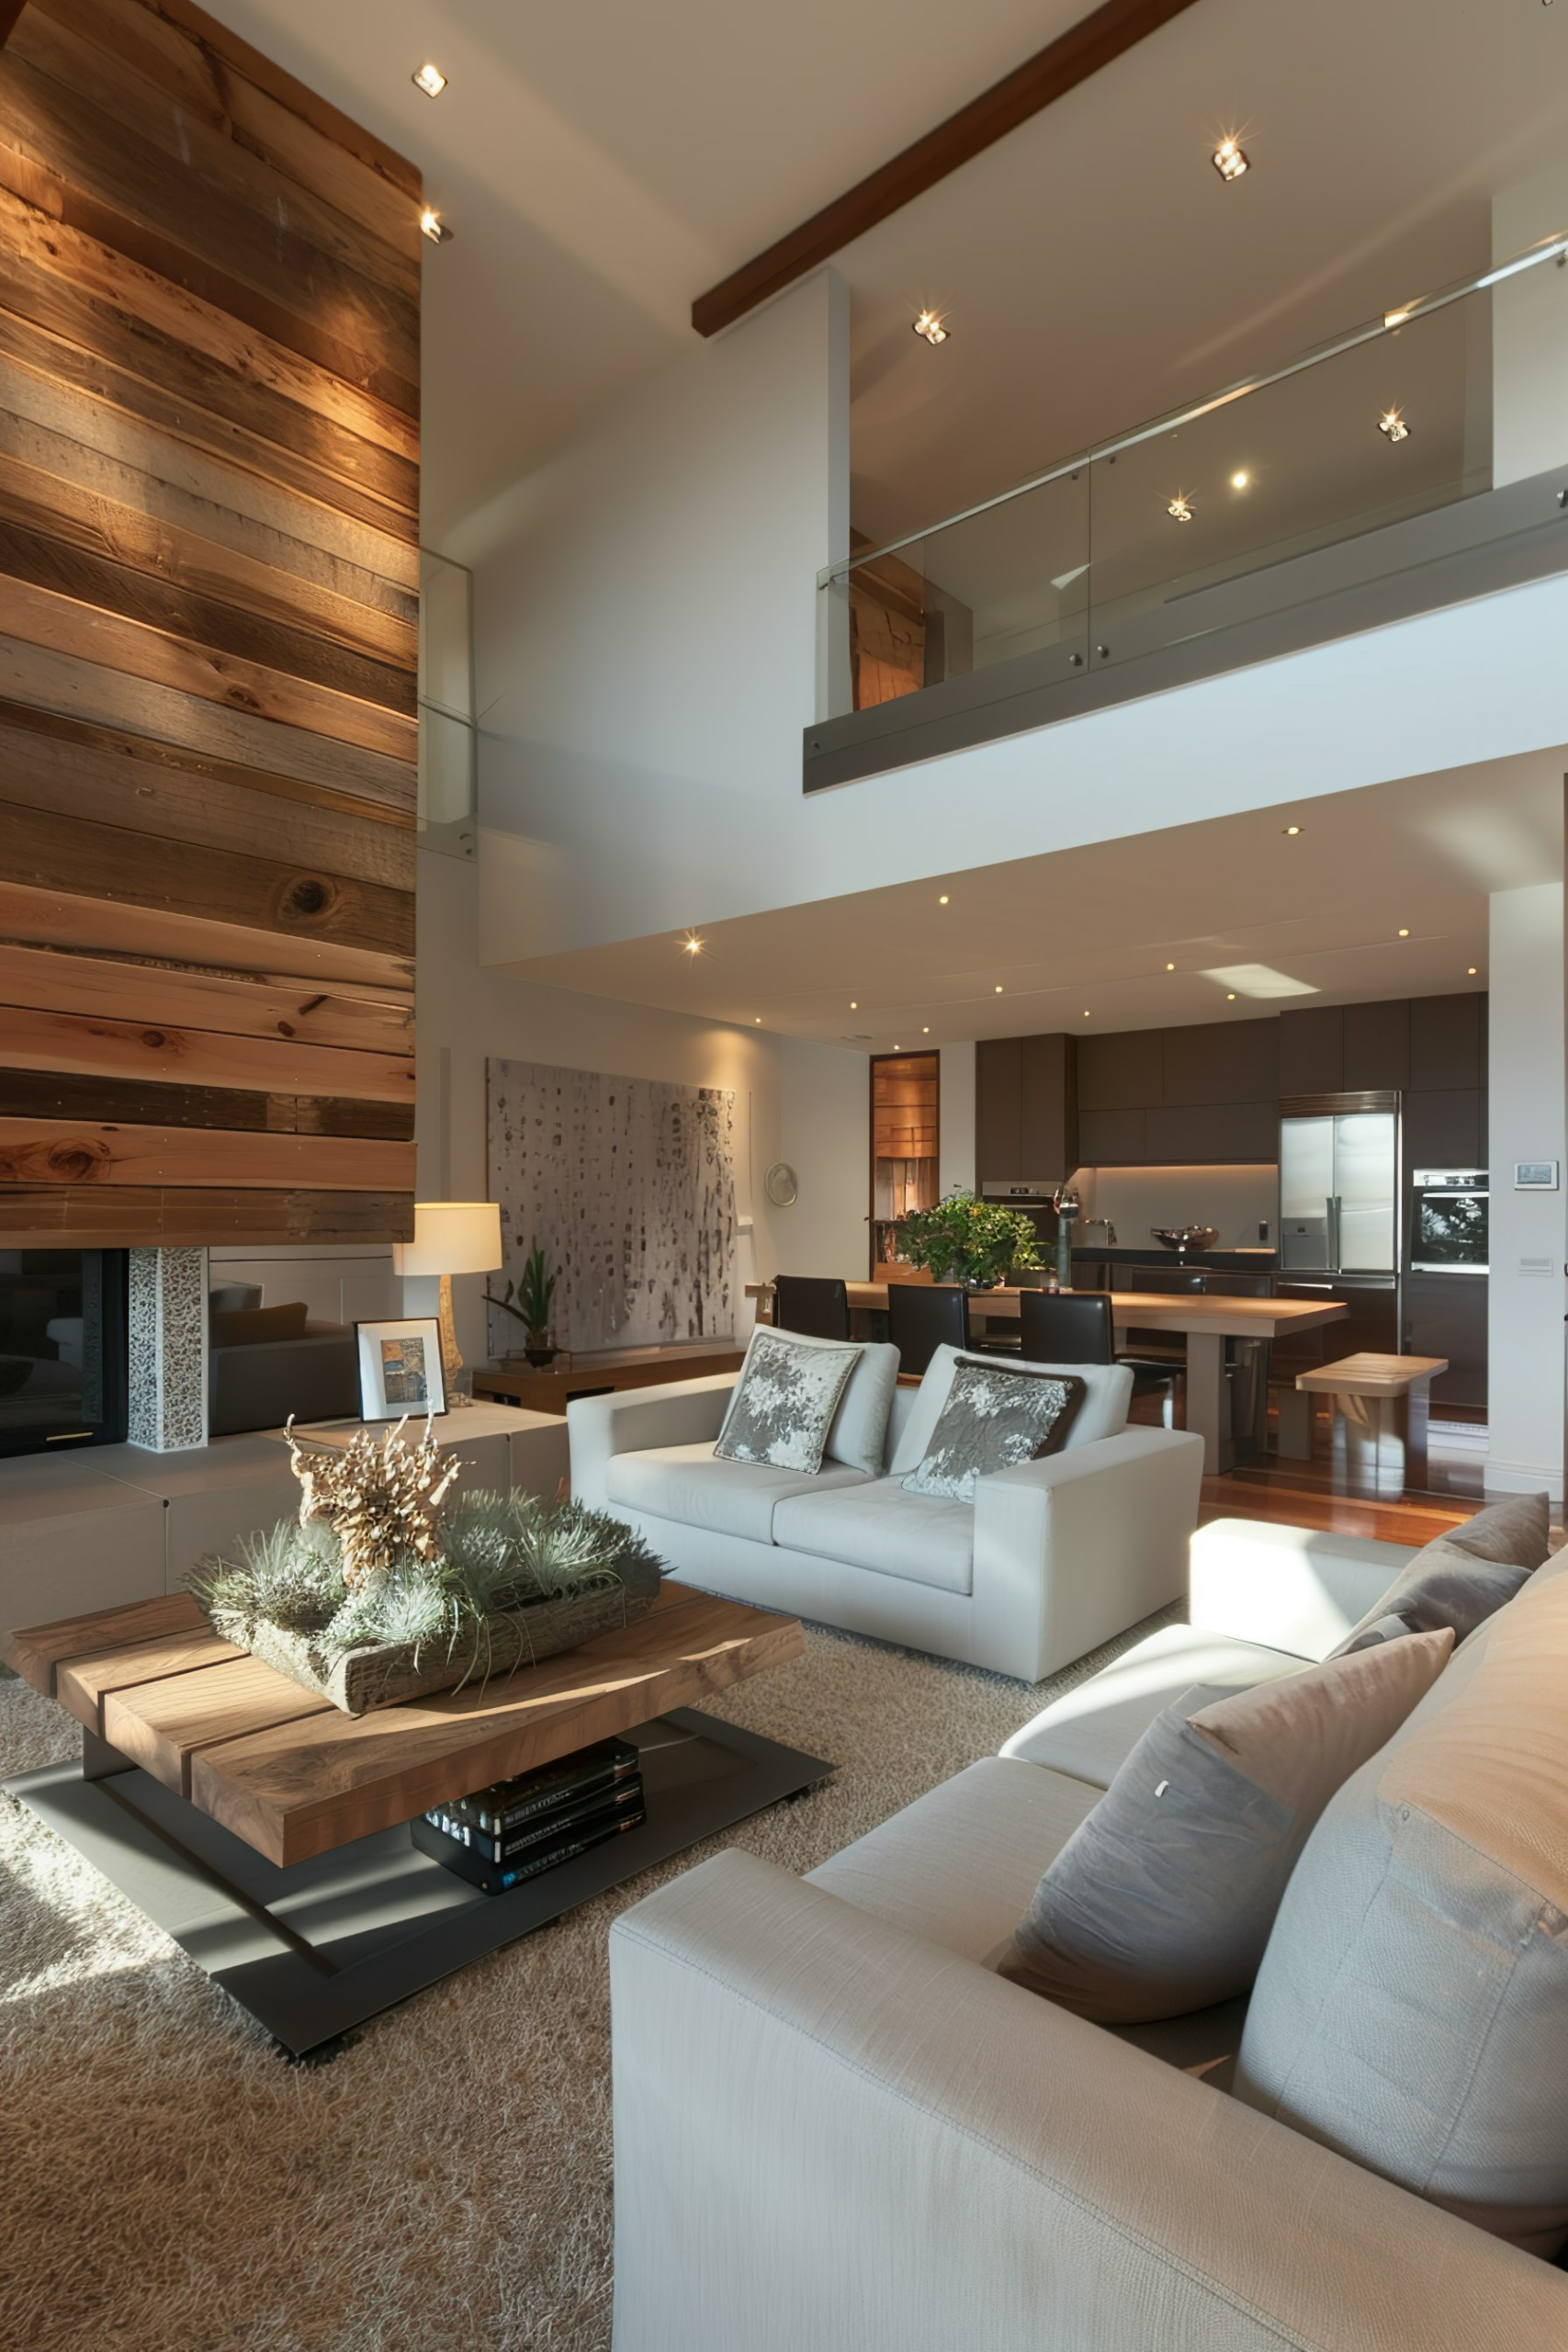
[1493,160,1568,487]
[417,852,864,1363]
[1486,880,1566,1498]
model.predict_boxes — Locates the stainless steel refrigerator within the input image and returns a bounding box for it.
[1277,1095,1400,1358]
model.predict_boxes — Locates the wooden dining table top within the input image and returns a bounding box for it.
[746,1281,1348,1340]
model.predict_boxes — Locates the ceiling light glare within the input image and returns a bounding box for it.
[1383,307,1412,329]
[1166,962,1176,971]
[1282,823,1303,836]
[412,62,447,96]
[938,894,950,905]
[1378,408,1411,443]
[1397,927,1411,938]
[912,310,949,345]
[1213,136,1250,182]
[682,935,704,956]
[1230,470,1250,490]
[1467,966,1479,976]
[419,208,452,243]
[1202,962,1319,1001]
[923,1026,931,1035]
[1168,493,1194,522]
[994,984,1004,994]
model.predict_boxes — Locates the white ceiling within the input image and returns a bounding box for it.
[199,0,1568,545]
[496,752,1564,1050]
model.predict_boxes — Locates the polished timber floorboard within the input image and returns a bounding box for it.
[1161,1398,1492,1544]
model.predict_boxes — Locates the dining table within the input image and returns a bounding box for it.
[745,1281,1349,1476]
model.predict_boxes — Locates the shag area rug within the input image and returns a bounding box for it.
[0,1606,1177,2352]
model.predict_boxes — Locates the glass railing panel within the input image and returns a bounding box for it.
[1085,288,1494,653]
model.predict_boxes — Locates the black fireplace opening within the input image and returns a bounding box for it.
[0,1250,130,1459]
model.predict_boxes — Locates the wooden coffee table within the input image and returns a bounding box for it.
[4,1584,828,2056]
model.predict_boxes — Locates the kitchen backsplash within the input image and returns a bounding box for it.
[1070,1163,1279,1248]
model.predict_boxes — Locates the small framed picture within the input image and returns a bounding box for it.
[354,1317,446,1422]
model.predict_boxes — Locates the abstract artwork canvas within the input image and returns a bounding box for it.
[488,1060,739,1353]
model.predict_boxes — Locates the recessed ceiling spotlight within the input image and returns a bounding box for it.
[1378,408,1411,443]
[1397,927,1411,938]
[1082,1009,1091,1018]
[1168,493,1194,522]
[1230,470,1250,490]
[419,208,453,243]
[938,893,950,905]
[1213,136,1250,183]
[912,310,949,345]
[994,984,1004,994]
[753,1015,761,1023]
[682,935,704,956]
[922,1026,931,1035]
[1467,965,1479,976]
[1226,991,1238,1001]
[1166,962,1177,971]
[412,62,447,96]
[1282,823,1303,836]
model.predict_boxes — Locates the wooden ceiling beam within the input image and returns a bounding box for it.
[692,0,1205,337]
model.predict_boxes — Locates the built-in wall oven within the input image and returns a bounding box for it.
[1410,1169,1489,1274]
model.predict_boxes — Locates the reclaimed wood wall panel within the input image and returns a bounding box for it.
[0,0,419,1245]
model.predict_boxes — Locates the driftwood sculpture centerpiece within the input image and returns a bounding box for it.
[190,1416,664,1715]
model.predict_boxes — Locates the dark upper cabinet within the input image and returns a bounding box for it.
[1145,1101,1278,1163]
[1404,1091,1483,1170]
[1343,998,1410,1092]
[1278,1006,1344,1096]
[1160,1018,1278,1107]
[1410,993,1483,1092]
[1021,1033,1078,1177]
[1078,1107,1146,1165]
[975,1037,1023,1182]
[1077,1028,1164,1112]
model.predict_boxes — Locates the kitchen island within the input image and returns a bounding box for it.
[746,1282,1348,1475]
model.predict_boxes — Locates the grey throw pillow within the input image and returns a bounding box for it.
[1332,1492,1551,1656]
[999,1630,1454,2024]
[900,1357,1085,1501]
[714,1329,860,1474]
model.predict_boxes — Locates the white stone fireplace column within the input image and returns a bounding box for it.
[128,1246,209,1452]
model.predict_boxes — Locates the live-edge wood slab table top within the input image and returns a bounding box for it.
[4,1584,803,1871]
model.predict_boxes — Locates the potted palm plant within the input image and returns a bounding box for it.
[485,1242,559,1365]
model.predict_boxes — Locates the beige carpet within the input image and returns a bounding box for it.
[0,1607,1176,2352]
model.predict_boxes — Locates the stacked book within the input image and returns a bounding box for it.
[412,1736,646,1895]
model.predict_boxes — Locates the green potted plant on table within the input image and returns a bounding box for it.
[486,1242,558,1366]
[897,1188,1043,1288]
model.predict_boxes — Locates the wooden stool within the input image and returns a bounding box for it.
[1294,1353,1449,1498]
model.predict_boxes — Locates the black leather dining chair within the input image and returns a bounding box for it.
[773,1275,851,1341]
[1018,1289,1182,1430]
[887,1282,968,1377]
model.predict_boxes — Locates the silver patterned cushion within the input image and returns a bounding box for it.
[900,1356,1085,1501]
[713,1329,862,1474]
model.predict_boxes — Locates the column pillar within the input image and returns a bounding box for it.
[128,1246,209,1452]
[1485,883,1565,1498]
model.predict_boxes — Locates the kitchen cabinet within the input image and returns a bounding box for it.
[976,1034,1079,1182]
[1404,1090,1483,1170]
[1404,1272,1487,1409]
[1078,1107,1146,1164]
[1021,1033,1078,1180]
[1279,1007,1344,1097]
[1160,1018,1278,1107]
[1410,993,1483,1092]
[976,1037,1023,1182]
[1077,1029,1163,1111]
[1343,999,1410,1092]
[1145,1101,1278,1163]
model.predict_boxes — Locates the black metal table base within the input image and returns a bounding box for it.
[6,1708,832,2057]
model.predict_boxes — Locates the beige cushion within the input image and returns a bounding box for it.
[773,1477,975,1593]
[888,1344,1131,1477]
[1237,1565,1568,2256]
[604,1442,866,1544]
[1001,1631,1453,2024]
[1000,1623,1307,1790]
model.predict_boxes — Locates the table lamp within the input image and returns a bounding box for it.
[392,1202,502,1404]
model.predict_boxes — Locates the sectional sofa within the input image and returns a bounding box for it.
[607,1513,1568,2352]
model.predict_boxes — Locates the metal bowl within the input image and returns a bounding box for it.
[1149,1225,1219,1254]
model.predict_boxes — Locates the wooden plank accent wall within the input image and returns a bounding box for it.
[0,0,420,1247]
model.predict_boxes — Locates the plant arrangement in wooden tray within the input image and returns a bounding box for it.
[188,1417,665,1715]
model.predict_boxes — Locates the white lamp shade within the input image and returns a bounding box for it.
[392,1201,502,1278]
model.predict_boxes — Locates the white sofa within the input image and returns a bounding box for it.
[607,1518,1568,2352]
[570,1345,1204,1682]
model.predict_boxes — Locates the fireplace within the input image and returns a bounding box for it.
[0,1250,130,1459]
